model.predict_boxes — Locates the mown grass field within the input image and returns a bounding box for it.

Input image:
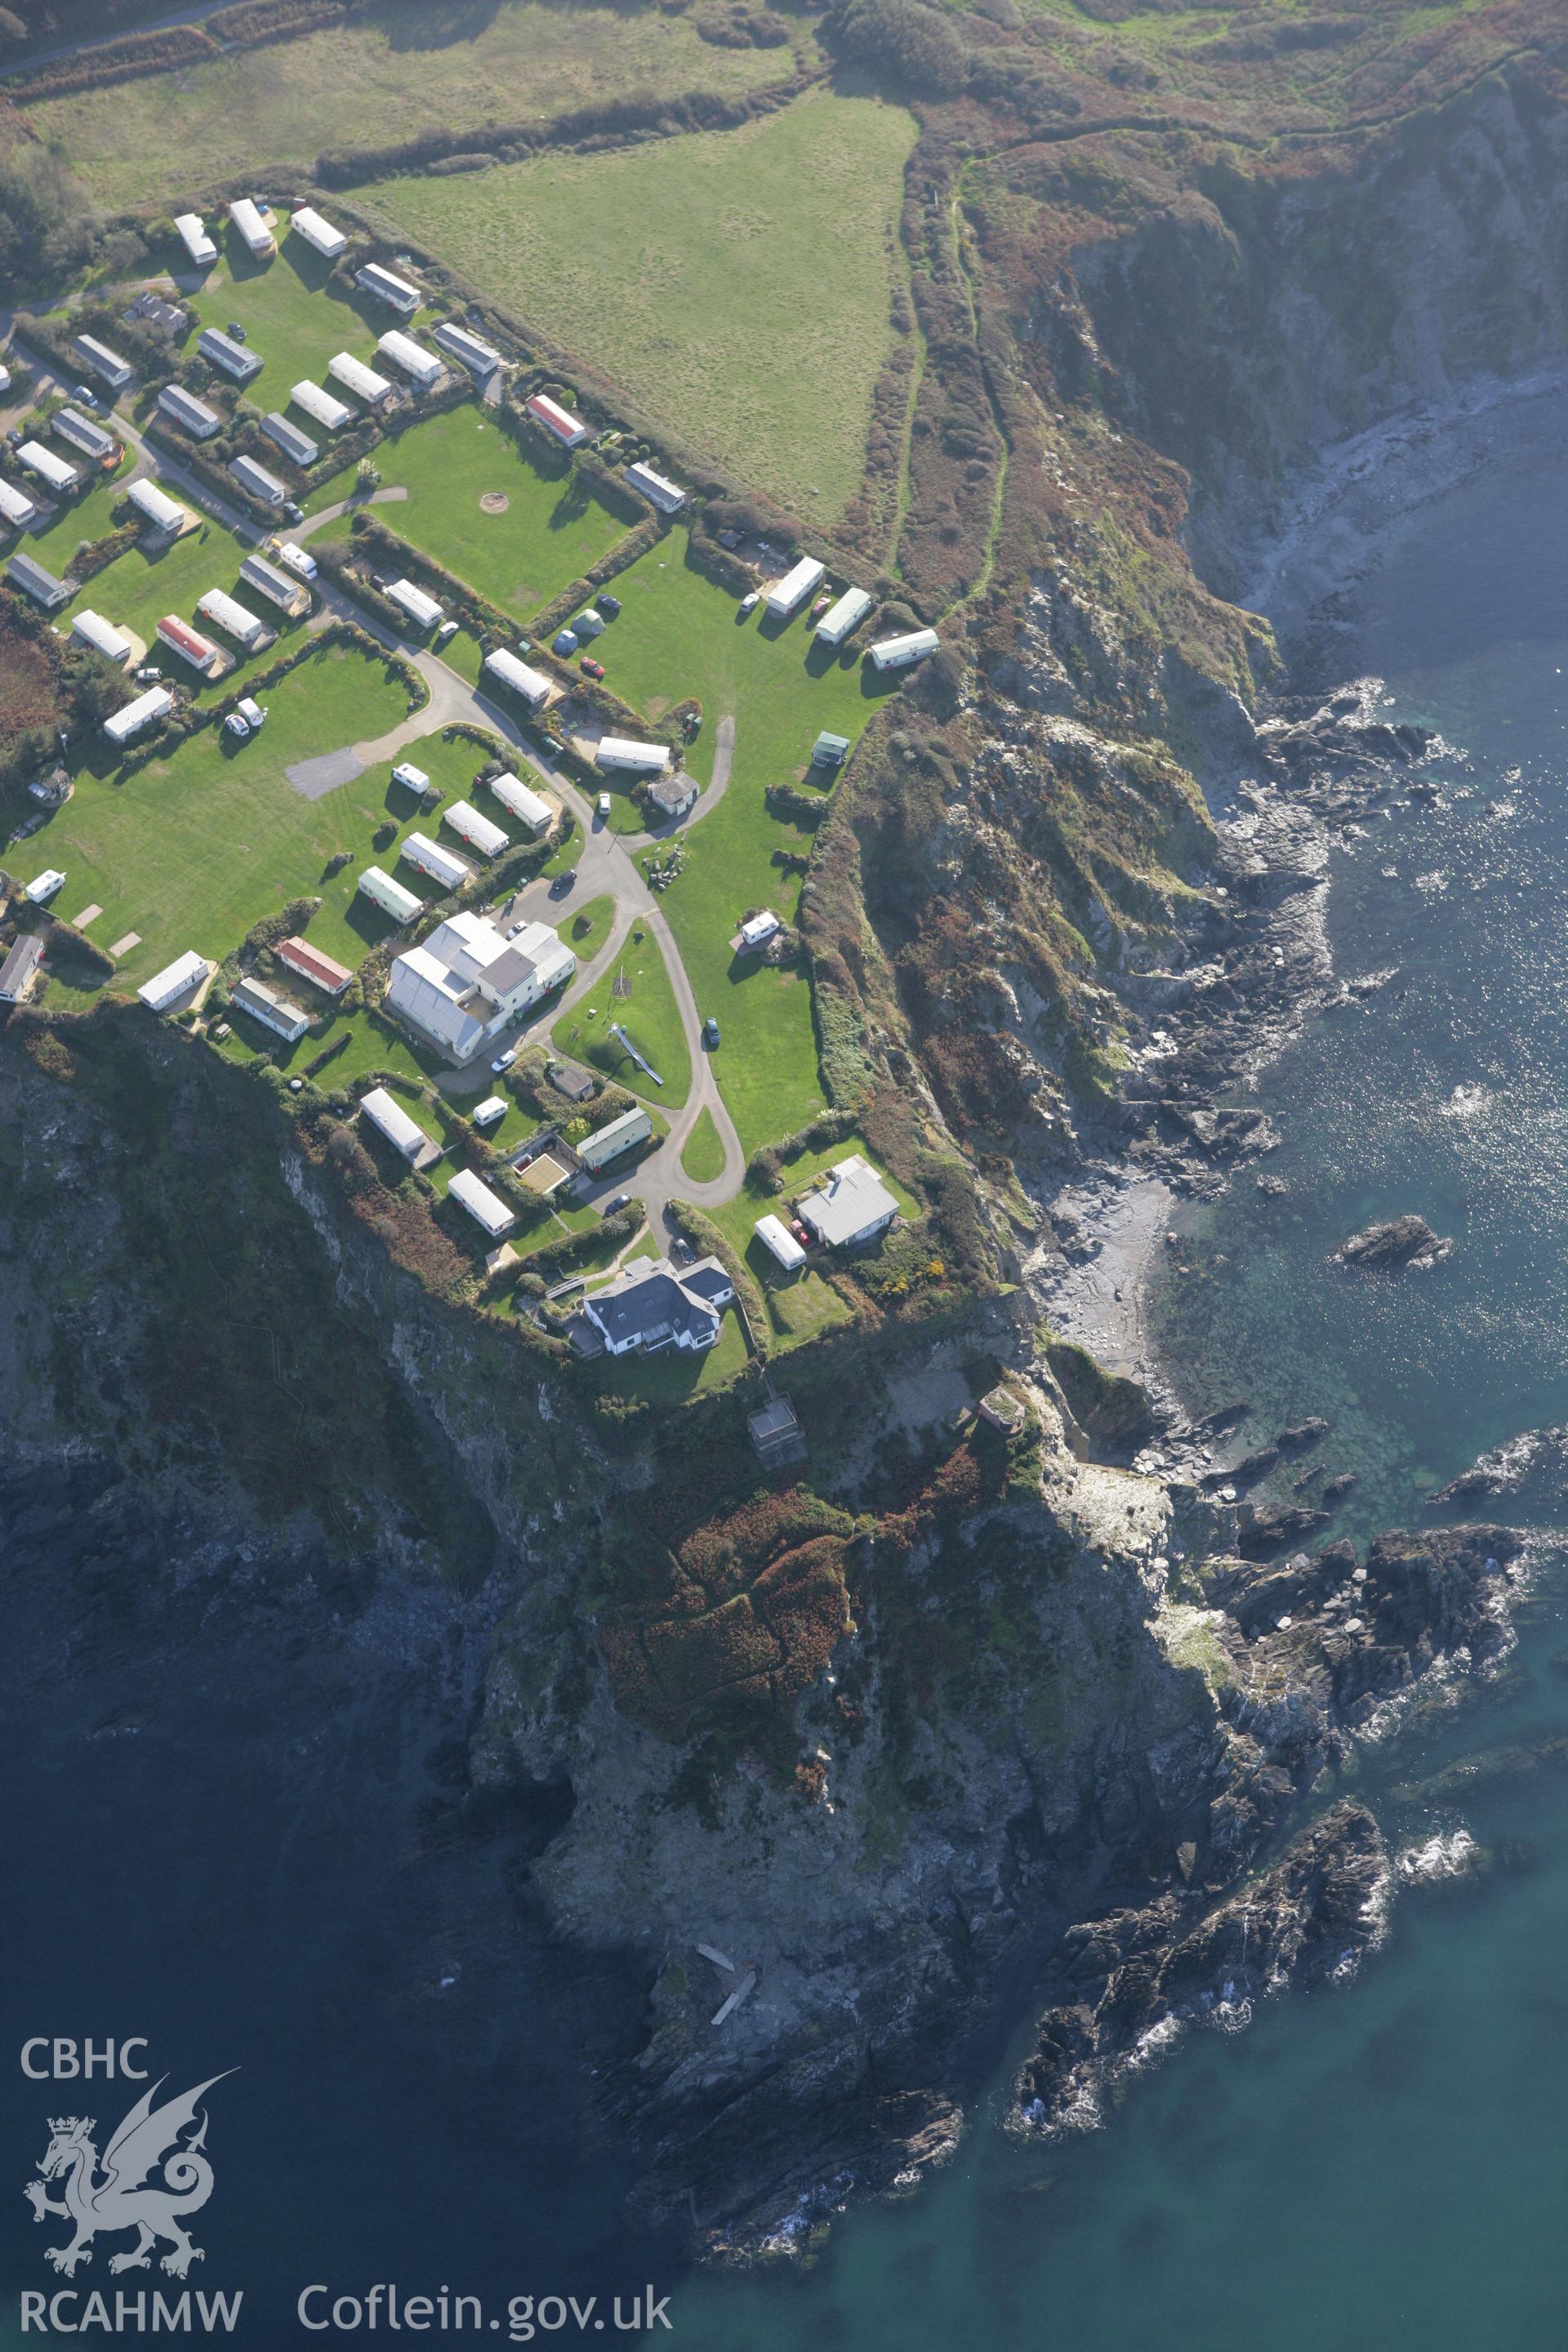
[370,89,917,521]
[24,0,800,212]
[604,527,898,1152]
[183,229,404,410]
[310,407,630,619]
[7,649,445,991]
[550,921,691,1109]
[679,1106,725,1183]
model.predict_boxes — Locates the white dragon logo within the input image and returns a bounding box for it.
[24,2074,233,2280]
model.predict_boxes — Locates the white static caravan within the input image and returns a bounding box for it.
[0,478,38,529]
[158,384,221,440]
[197,588,270,653]
[261,411,319,468]
[523,392,588,448]
[137,950,209,1012]
[240,550,310,616]
[289,379,354,434]
[229,198,276,259]
[357,865,424,926]
[448,1169,515,1241]
[595,736,669,776]
[229,454,288,508]
[18,440,78,494]
[376,330,441,390]
[385,577,444,634]
[814,585,873,647]
[755,1213,807,1273]
[71,609,132,665]
[487,772,553,835]
[870,628,939,672]
[105,684,173,746]
[290,204,347,260]
[173,212,218,268]
[127,479,189,537]
[443,800,509,858]
[481,647,551,711]
[355,261,420,316]
[157,614,223,675]
[327,352,395,409]
[399,831,471,892]
[74,333,133,391]
[359,1085,436,1165]
[764,556,825,620]
[623,461,686,514]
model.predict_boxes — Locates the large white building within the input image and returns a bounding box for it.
[356,261,420,315]
[290,379,354,434]
[376,330,441,390]
[358,865,424,925]
[486,772,554,835]
[158,383,221,439]
[595,736,669,776]
[229,198,276,259]
[765,555,826,619]
[105,684,173,746]
[443,800,508,858]
[128,478,190,536]
[385,911,574,1063]
[815,585,873,646]
[798,1153,900,1249]
[71,609,132,665]
[623,460,685,514]
[582,1253,733,1355]
[328,352,394,408]
[198,588,270,652]
[290,204,347,260]
[482,647,551,710]
[870,628,939,672]
[173,212,217,268]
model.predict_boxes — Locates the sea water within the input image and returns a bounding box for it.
[7,419,1568,2350]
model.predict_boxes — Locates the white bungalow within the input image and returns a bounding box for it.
[327,351,395,408]
[623,460,685,514]
[359,1084,437,1164]
[261,411,319,468]
[73,333,133,391]
[229,453,288,507]
[239,550,310,615]
[198,327,262,382]
[71,609,132,665]
[53,408,117,463]
[232,974,309,1041]
[137,950,209,1012]
[399,831,471,892]
[197,588,270,652]
[157,614,223,674]
[128,478,190,536]
[432,320,501,375]
[755,1213,806,1272]
[18,440,78,494]
[355,261,421,315]
[815,586,873,646]
[158,383,221,439]
[0,478,38,528]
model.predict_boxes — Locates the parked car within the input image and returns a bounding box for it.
[791,1219,811,1249]
[5,427,23,446]
[549,867,578,896]
[434,618,459,647]
[579,656,604,680]
[283,501,304,524]
[596,593,621,618]
[702,1016,720,1048]
[597,793,612,819]
[72,384,99,409]
[224,713,250,740]
[491,1045,518,1073]
[670,1236,694,1266]
[739,590,760,615]
[552,629,579,657]
[683,710,702,737]
[227,321,247,342]
[811,593,831,617]
[135,665,163,684]
[603,1192,632,1217]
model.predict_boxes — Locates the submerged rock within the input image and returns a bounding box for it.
[1235,1499,1330,1557]
[1277,1417,1330,1450]
[1334,1215,1450,1269]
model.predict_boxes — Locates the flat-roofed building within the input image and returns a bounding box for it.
[158,383,222,440]
[137,949,209,1012]
[355,261,420,315]
[127,478,189,536]
[595,735,669,775]
[385,910,573,1062]
[261,411,318,468]
[524,391,588,448]
[443,800,508,858]
[173,212,217,268]
[486,772,553,835]
[53,408,117,464]
[71,608,132,665]
[448,1168,515,1240]
[376,330,441,390]
[289,379,354,434]
[276,935,353,996]
[290,204,347,259]
[105,684,173,746]
[18,440,78,494]
[798,1152,900,1250]
[482,647,551,710]
[357,865,423,925]
[8,551,69,608]
[870,627,939,672]
[814,586,872,647]
[198,327,261,382]
[385,577,443,633]
[156,612,223,674]
[229,198,276,258]
[0,478,38,528]
[73,333,133,391]
[229,453,287,507]
[232,973,309,1041]
[432,320,501,375]
[197,588,270,652]
[399,831,471,893]
[239,550,310,616]
[624,460,685,514]
[327,351,394,408]
[765,555,825,619]
[358,1084,438,1165]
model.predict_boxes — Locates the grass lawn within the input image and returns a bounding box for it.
[760,1267,855,1349]
[550,923,690,1107]
[595,1308,750,1404]
[182,229,403,411]
[24,0,800,211]
[606,528,899,1152]
[679,1106,726,1184]
[6,639,419,991]
[308,404,631,619]
[51,510,314,700]
[559,891,615,961]
[707,1134,919,1264]
[368,87,917,522]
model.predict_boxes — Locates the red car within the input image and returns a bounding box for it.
[791,1219,811,1249]
[579,655,605,679]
